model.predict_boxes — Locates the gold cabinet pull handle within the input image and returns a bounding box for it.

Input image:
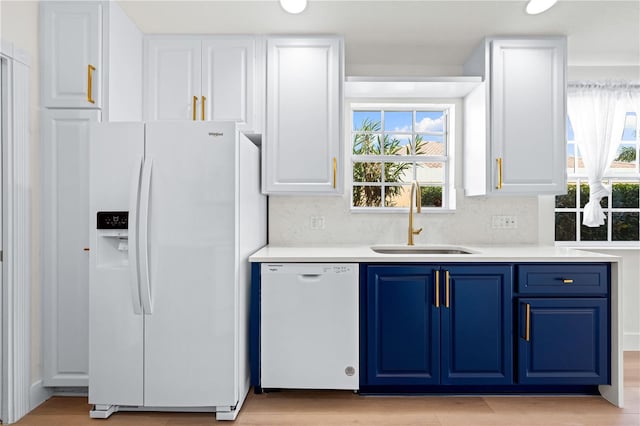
[201,96,206,121]
[434,270,440,308]
[562,279,574,284]
[525,303,531,341]
[192,96,197,121]
[445,270,450,308]
[87,64,96,104]
[332,157,337,189]
[496,157,503,189]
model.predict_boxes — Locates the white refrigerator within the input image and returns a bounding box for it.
[88,122,266,420]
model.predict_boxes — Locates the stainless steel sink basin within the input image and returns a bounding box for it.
[371,246,475,255]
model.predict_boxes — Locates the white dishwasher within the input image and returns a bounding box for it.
[260,263,359,390]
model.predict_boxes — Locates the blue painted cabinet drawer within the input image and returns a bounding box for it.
[517,264,608,295]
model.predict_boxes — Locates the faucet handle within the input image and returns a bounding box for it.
[413,227,423,235]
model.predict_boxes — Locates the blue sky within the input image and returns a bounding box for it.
[352,110,445,147]
[353,110,443,132]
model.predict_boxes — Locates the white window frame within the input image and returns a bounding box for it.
[556,112,640,247]
[348,102,456,213]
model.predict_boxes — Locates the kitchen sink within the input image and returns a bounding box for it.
[370,246,475,255]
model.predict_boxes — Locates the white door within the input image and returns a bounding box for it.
[88,123,145,406]
[41,1,102,108]
[201,38,255,131]
[490,38,566,194]
[144,38,202,121]
[264,37,342,194]
[143,122,238,407]
[42,109,99,387]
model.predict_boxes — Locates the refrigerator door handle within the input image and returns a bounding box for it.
[128,158,143,315]
[139,158,153,314]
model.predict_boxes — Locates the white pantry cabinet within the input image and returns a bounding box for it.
[263,37,343,194]
[463,37,567,196]
[40,0,143,387]
[41,109,100,387]
[144,36,257,131]
[40,0,144,119]
[41,1,103,108]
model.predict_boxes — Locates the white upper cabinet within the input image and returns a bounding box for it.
[40,0,143,117]
[144,36,257,131]
[145,38,202,121]
[463,37,567,196]
[41,1,103,108]
[263,37,343,194]
[201,39,255,124]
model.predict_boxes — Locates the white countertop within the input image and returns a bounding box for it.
[249,244,619,263]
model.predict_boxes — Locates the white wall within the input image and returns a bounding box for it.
[0,0,41,385]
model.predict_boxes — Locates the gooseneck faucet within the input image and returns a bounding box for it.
[408,180,422,246]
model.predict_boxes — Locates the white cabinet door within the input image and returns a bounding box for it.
[201,38,255,131]
[463,37,566,196]
[490,39,566,194]
[42,109,100,387]
[144,38,202,121]
[264,37,342,194]
[41,1,102,108]
[144,36,257,130]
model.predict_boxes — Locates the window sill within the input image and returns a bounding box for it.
[555,242,640,250]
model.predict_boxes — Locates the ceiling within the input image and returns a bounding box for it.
[117,0,640,74]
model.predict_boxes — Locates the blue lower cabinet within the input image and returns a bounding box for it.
[364,264,513,387]
[518,298,609,385]
[366,265,440,385]
[441,266,513,385]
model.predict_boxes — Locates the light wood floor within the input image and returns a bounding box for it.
[16,352,640,426]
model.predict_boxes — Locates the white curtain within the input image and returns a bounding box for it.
[567,82,630,227]
[629,89,640,115]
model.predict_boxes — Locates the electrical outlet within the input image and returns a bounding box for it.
[310,215,325,230]
[492,215,518,229]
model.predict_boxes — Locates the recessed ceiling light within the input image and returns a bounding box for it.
[526,0,558,15]
[280,0,307,14]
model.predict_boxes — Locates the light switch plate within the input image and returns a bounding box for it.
[492,215,518,229]
[310,215,326,230]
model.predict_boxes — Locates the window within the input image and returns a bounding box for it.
[555,112,639,244]
[350,104,454,211]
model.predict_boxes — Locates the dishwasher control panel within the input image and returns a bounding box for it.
[263,264,355,275]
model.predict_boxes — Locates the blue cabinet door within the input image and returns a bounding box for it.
[441,265,513,385]
[518,298,609,385]
[366,265,440,385]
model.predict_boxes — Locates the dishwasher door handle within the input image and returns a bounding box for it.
[297,274,323,282]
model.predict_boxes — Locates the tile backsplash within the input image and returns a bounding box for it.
[268,192,539,245]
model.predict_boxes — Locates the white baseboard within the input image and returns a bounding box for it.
[624,332,640,351]
[30,380,53,411]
